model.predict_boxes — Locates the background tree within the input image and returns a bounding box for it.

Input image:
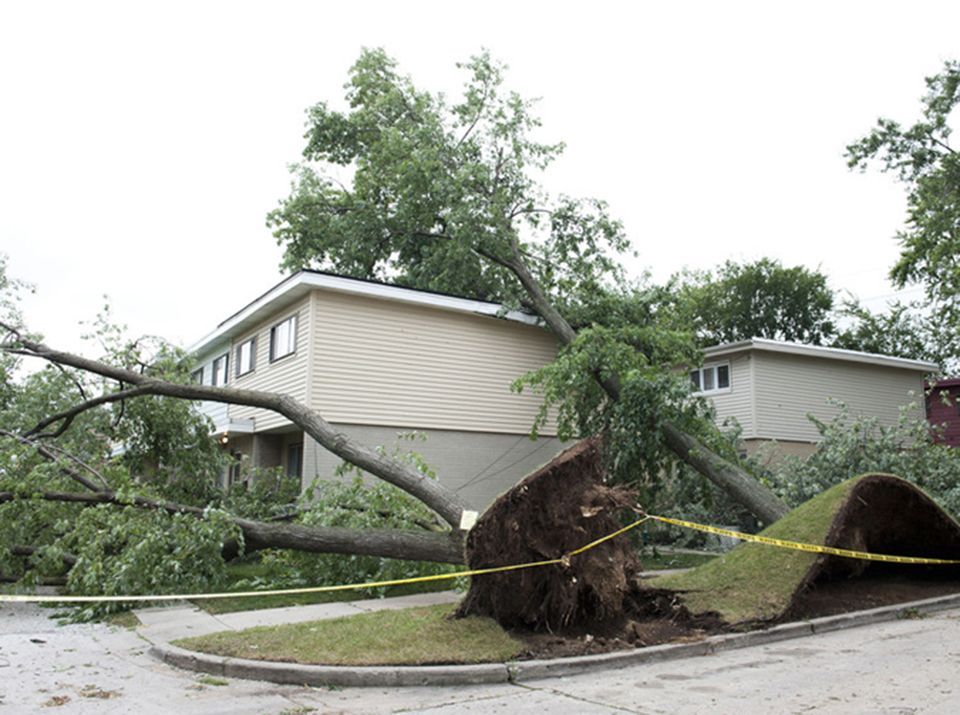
[831,298,949,370]
[268,49,788,524]
[846,60,960,334]
[665,258,835,346]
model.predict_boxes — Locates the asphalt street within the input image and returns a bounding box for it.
[1,601,958,714]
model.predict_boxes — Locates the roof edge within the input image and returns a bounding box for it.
[189,270,542,356]
[703,337,939,372]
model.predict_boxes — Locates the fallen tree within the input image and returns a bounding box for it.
[267,48,788,525]
[0,51,791,618]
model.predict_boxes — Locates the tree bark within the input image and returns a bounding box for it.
[4,333,470,528]
[0,491,465,564]
[11,544,77,566]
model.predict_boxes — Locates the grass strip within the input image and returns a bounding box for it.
[197,560,459,615]
[175,603,522,666]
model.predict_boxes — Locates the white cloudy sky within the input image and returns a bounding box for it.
[2,1,958,355]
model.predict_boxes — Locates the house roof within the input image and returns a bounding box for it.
[189,269,541,356]
[927,376,960,389]
[703,337,939,373]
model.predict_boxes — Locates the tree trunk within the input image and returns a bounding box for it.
[504,245,789,525]
[0,491,466,565]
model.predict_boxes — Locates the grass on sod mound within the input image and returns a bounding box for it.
[175,604,522,666]
[654,479,858,624]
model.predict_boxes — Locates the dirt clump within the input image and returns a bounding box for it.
[783,475,960,620]
[456,437,645,631]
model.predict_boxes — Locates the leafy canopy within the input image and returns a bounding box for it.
[666,258,836,347]
[268,48,629,311]
[269,49,728,488]
[846,60,960,329]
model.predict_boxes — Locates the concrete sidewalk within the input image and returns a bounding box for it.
[134,590,462,644]
[4,599,960,713]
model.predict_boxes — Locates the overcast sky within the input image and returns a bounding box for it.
[2,1,958,356]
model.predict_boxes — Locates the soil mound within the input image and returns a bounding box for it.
[658,474,960,625]
[455,437,643,630]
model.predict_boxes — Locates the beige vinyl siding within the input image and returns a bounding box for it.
[228,299,311,431]
[702,354,755,436]
[192,344,230,431]
[309,290,558,435]
[752,351,925,443]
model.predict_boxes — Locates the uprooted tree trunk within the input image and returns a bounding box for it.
[456,437,644,630]
[497,243,789,525]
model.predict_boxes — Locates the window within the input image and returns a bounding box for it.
[191,367,204,384]
[286,442,303,479]
[270,314,297,362]
[235,337,256,377]
[690,363,730,394]
[212,353,229,386]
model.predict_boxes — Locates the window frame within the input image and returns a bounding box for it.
[690,362,731,395]
[269,314,298,363]
[191,367,204,384]
[211,353,229,386]
[286,442,303,479]
[235,337,256,378]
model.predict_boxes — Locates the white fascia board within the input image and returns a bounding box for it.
[703,338,938,373]
[188,271,542,356]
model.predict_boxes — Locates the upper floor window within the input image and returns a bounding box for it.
[191,367,204,384]
[212,353,229,386]
[270,314,297,362]
[236,337,256,377]
[691,363,730,394]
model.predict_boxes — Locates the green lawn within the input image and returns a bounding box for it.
[195,561,463,615]
[176,603,521,666]
[641,551,718,571]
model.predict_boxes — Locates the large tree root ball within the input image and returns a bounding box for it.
[455,437,644,630]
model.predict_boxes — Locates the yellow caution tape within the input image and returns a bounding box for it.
[0,518,652,604]
[649,515,960,565]
[2,509,958,605]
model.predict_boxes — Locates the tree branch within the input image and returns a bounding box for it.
[492,235,790,524]
[1,328,470,528]
[0,429,110,492]
[11,544,77,567]
[0,490,465,564]
[24,386,153,439]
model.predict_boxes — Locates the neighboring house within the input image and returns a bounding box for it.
[189,270,563,509]
[926,377,960,447]
[691,338,937,460]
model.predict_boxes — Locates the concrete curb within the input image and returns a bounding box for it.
[148,591,960,687]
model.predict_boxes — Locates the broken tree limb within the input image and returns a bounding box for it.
[1,329,471,529]
[0,490,465,564]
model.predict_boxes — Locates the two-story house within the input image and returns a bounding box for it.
[189,270,564,509]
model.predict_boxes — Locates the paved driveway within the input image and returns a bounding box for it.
[2,602,959,713]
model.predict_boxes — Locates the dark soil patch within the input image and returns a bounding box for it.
[509,588,728,659]
[784,566,960,621]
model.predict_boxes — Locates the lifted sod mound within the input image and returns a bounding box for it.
[657,473,960,624]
